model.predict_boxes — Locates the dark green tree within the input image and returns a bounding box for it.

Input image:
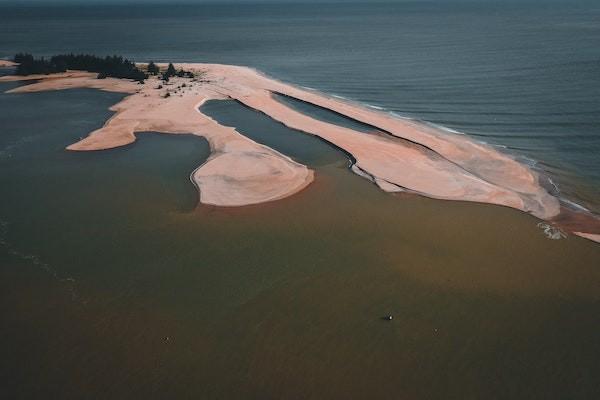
[147,61,159,75]
[166,63,176,78]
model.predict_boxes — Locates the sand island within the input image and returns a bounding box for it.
[1,57,598,242]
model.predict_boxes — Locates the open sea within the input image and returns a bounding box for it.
[0,1,599,399]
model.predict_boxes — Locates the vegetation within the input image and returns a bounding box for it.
[147,61,159,75]
[161,62,195,81]
[13,53,148,82]
[13,53,199,85]
[166,63,177,77]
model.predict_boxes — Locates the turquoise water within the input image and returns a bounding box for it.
[1,0,599,212]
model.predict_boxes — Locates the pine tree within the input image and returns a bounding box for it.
[147,61,159,75]
[166,63,176,78]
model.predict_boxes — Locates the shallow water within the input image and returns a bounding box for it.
[1,84,599,398]
[201,99,350,167]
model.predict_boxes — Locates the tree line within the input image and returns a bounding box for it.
[13,53,197,83]
[13,53,148,82]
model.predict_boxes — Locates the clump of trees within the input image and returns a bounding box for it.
[13,53,64,75]
[13,53,148,83]
[161,62,195,81]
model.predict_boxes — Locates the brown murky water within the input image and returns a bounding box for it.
[1,89,599,399]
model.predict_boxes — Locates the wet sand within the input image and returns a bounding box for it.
[1,63,598,240]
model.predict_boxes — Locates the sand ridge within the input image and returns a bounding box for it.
[1,63,598,241]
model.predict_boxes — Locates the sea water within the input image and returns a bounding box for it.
[1,2,600,399]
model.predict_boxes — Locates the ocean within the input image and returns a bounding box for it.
[1,2,599,399]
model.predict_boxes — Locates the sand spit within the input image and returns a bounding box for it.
[574,232,600,243]
[0,60,17,68]
[1,63,598,241]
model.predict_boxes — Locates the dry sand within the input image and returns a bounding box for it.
[1,63,598,241]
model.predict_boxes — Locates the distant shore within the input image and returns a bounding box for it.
[1,62,598,242]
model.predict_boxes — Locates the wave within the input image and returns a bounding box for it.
[389,111,415,121]
[422,121,466,136]
[332,94,349,100]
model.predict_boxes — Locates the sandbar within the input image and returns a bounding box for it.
[1,62,598,242]
[0,60,17,68]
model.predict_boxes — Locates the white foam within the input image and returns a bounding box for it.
[389,111,413,121]
[547,177,560,193]
[332,94,349,100]
[521,155,538,166]
[537,222,567,240]
[424,121,465,135]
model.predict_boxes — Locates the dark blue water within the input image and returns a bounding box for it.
[1,1,598,211]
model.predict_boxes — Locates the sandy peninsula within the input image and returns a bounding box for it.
[0,60,17,68]
[1,63,598,242]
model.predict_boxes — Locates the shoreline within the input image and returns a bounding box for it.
[1,62,598,242]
